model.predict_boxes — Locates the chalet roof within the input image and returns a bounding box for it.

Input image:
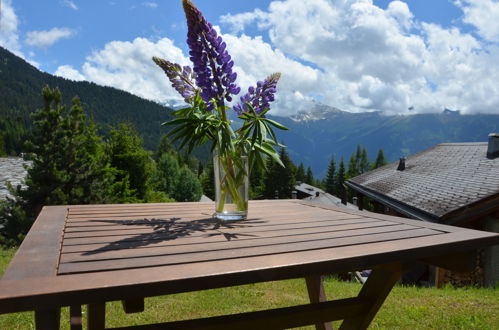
[294,182,325,197]
[346,143,499,222]
[303,192,358,210]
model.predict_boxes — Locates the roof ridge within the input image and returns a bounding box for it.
[438,142,487,146]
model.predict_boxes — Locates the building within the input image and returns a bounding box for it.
[345,134,499,287]
[294,182,357,210]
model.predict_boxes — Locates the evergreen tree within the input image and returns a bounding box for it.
[295,163,306,183]
[178,152,200,174]
[347,152,359,178]
[335,157,346,197]
[107,123,155,201]
[249,163,265,199]
[263,148,295,199]
[197,161,204,177]
[155,153,203,202]
[355,144,362,170]
[0,87,113,245]
[200,159,215,200]
[325,157,336,195]
[171,166,203,202]
[305,167,314,185]
[0,132,5,156]
[154,153,181,198]
[359,147,370,174]
[155,134,176,159]
[0,117,28,156]
[372,149,388,169]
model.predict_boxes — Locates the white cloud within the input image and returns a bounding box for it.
[54,65,85,81]
[58,37,191,104]
[25,27,76,48]
[221,33,322,115]
[221,9,267,34]
[219,0,499,114]
[386,0,413,30]
[0,0,21,54]
[61,0,78,11]
[456,0,499,42]
[59,32,323,115]
[142,2,158,9]
[55,0,499,116]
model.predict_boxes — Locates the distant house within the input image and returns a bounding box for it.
[294,182,357,210]
[294,182,324,200]
[345,134,499,287]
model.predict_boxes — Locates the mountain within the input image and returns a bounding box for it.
[2,46,498,175]
[0,46,173,152]
[271,103,499,177]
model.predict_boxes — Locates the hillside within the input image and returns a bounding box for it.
[2,46,499,176]
[271,105,499,177]
[0,46,173,152]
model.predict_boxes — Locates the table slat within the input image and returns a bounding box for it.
[57,228,440,274]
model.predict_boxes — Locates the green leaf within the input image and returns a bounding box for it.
[263,118,288,130]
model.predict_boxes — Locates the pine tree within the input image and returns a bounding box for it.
[171,166,202,202]
[359,147,369,174]
[263,148,295,199]
[155,134,176,159]
[355,144,362,170]
[347,152,359,178]
[335,157,346,197]
[0,132,5,156]
[325,157,336,195]
[305,167,314,185]
[372,149,388,169]
[249,163,265,199]
[155,153,203,202]
[107,123,155,201]
[200,159,215,200]
[154,153,181,199]
[0,87,113,245]
[295,163,306,183]
[179,152,200,174]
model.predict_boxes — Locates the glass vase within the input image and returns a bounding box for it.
[213,150,249,221]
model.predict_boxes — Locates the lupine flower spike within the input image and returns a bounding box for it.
[234,73,281,116]
[182,0,240,111]
[153,57,199,103]
[152,0,288,176]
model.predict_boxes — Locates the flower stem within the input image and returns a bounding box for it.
[216,153,248,213]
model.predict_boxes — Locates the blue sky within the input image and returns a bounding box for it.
[1,0,499,115]
[6,0,274,72]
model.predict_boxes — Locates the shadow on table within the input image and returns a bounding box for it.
[82,217,266,255]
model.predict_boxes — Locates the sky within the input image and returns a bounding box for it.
[1,0,499,116]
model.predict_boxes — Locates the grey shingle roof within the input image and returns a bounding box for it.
[347,143,499,218]
[294,182,325,196]
[303,192,358,210]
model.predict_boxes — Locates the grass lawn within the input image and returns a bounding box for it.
[1,248,498,329]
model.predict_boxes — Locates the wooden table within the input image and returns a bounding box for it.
[1,200,498,329]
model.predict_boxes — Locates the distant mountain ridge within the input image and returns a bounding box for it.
[271,103,499,177]
[289,102,346,122]
[1,46,498,177]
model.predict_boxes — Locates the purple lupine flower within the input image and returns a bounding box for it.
[233,73,281,116]
[182,0,240,110]
[153,57,199,103]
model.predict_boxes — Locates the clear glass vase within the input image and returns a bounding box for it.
[213,150,249,221]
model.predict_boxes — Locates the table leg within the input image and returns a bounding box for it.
[35,308,60,330]
[88,302,106,330]
[339,264,402,330]
[70,305,83,330]
[122,298,145,313]
[306,276,333,330]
